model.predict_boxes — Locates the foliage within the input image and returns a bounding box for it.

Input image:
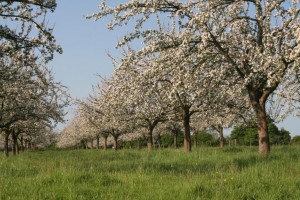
[0,52,68,156]
[269,125,292,145]
[230,123,291,145]
[291,135,300,145]
[0,0,67,157]
[192,131,218,147]
[156,132,184,148]
[0,0,62,61]
[123,137,148,149]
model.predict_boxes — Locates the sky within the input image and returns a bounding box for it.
[48,1,299,136]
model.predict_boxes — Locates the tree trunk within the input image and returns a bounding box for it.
[85,140,88,150]
[96,136,100,149]
[255,106,270,156]
[90,139,94,149]
[30,142,36,151]
[20,137,25,152]
[113,135,119,151]
[194,132,198,148]
[157,133,161,149]
[24,140,27,151]
[147,127,154,151]
[218,126,224,148]
[248,90,270,156]
[28,142,30,150]
[173,131,178,148]
[16,142,19,155]
[4,132,9,157]
[183,108,191,153]
[103,136,108,150]
[12,133,18,156]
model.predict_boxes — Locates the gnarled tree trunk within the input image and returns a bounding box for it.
[248,89,271,156]
[254,104,269,156]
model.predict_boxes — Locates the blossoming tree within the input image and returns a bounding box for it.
[0,0,61,61]
[90,0,300,155]
[0,52,68,156]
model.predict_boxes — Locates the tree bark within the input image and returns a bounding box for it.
[173,130,178,148]
[16,142,19,155]
[255,105,270,156]
[157,133,161,149]
[12,133,18,156]
[4,132,9,157]
[147,127,154,151]
[20,136,25,152]
[248,90,270,156]
[183,108,191,153]
[113,135,119,151]
[32,143,36,150]
[85,139,88,150]
[218,126,224,148]
[90,139,94,149]
[96,136,100,149]
[194,132,198,148]
[81,140,86,149]
[103,136,108,150]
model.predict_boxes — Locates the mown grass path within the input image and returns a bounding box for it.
[1,146,300,199]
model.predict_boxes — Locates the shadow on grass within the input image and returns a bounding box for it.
[141,152,284,175]
[229,156,259,171]
[0,167,39,178]
[74,174,95,184]
[100,175,123,187]
[90,149,293,175]
[192,185,213,199]
[222,147,245,153]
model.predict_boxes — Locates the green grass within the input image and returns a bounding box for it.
[1,146,300,199]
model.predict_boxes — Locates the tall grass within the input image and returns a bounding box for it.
[1,146,300,199]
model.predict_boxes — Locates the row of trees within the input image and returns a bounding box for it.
[5,1,299,157]
[61,0,299,156]
[0,1,68,156]
[59,0,300,156]
[58,107,296,150]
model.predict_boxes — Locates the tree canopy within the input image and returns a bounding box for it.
[87,0,300,155]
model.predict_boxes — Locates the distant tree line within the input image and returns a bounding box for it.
[59,120,299,151]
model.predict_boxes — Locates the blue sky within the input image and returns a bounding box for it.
[48,1,299,136]
[49,0,116,99]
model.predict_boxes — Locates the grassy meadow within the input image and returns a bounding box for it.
[1,146,300,200]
